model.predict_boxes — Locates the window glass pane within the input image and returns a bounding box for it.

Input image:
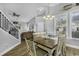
[72,14,79,38]
[36,22,44,32]
[45,20,55,36]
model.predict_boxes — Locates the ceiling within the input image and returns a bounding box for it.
[0,3,73,23]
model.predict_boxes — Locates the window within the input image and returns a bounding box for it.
[0,12,1,27]
[70,12,79,39]
[45,19,56,36]
[36,22,44,32]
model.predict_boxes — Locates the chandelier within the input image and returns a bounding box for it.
[43,15,55,20]
[42,3,55,20]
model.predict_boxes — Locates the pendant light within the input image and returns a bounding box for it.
[43,3,55,20]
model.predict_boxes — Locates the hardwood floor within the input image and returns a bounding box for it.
[3,40,47,56]
[66,46,79,56]
[3,40,79,56]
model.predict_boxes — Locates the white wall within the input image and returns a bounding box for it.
[0,28,21,55]
[20,23,29,33]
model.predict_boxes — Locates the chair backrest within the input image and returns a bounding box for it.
[24,37,33,56]
[56,34,66,56]
[21,31,33,40]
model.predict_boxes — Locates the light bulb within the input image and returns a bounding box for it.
[47,15,50,18]
[52,16,55,18]
[43,16,46,19]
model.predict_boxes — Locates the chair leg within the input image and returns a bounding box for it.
[33,41,37,56]
[24,38,33,56]
[49,47,57,56]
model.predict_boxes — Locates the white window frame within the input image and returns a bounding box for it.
[69,10,79,40]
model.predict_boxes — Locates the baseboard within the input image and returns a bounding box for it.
[0,41,21,56]
[66,44,79,49]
